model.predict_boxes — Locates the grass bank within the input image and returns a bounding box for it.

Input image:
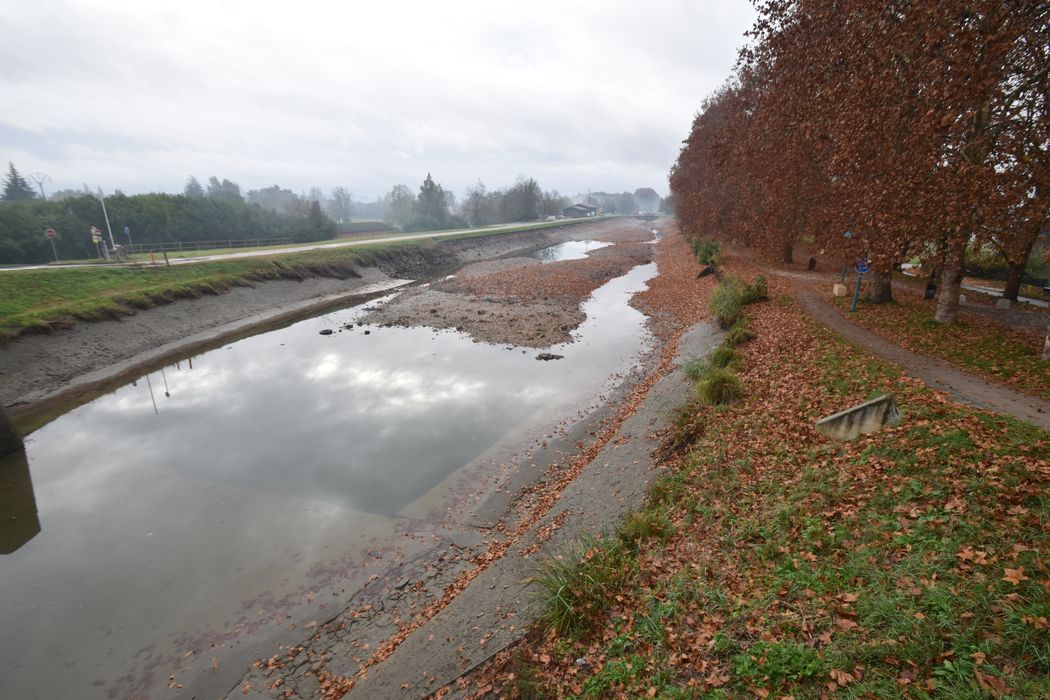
[0,219,612,339]
[471,270,1049,699]
[832,293,1050,400]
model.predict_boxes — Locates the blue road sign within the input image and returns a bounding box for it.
[123,226,130,236]
[855,260,870,274]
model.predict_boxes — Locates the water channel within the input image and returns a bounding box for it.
[0,259,657,699]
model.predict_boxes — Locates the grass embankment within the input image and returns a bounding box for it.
[0,219,614,339]
[834,293,1050,400]
[114,218,604,262]
[0,243,411,339]
[470,252,1049,698]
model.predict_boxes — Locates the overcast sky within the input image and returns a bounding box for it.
[1,1,755,201]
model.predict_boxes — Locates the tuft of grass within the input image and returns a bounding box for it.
[741,274,768,303]
[708,345,740,369]
[733,641,826,687]
[531,534,633,640]
[681,358,709,382]
[619,509,673,548]
[692,238,721,265]
[723,319,755,347]
[709,279,745,329]
[695,367,744,405]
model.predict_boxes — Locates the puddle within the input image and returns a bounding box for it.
[0,262,657,699]
[530,239,610,262]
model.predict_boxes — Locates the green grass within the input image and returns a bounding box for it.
[0,218,609,339]
[709,274,768,329]
[517,292,1049,699]
[695,367,744,405]
[531,534,635,641]
[723,319,755,347]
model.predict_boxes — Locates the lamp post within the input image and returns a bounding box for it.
[96,188,116,250]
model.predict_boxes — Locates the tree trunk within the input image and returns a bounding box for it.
[868,269,894,303]
[934,242,965,324]
[1002,261,1024,301]
[782,242,793,264]
[1043,317,1050,361]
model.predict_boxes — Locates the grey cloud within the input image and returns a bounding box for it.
[1,1,755,198]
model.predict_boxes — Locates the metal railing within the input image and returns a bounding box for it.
[125,237,294,255]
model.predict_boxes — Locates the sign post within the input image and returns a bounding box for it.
[123,226,133,253]
[90,226,107,260]
[44,228,58,262]
[851,258,870,312]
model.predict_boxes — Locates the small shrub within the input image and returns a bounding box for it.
[692,238,721,265]
[532,535,632,640]
[710,280,745,329]
[709,345,741,369]
[696,367,744,406]
[724,320,755,347]
[742,275,768,303]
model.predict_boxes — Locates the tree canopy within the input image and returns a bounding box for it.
[2,163,37,203]
[670,0,1049,319]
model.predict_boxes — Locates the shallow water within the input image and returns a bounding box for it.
[0,262,656,699]
[530,239,610,262]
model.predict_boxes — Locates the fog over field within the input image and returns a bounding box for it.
[0,0,754,198]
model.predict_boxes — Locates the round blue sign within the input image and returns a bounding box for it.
[123,226,130,236]
[855,260,870,274]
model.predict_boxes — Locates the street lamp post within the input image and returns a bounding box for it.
[96,189,116,250]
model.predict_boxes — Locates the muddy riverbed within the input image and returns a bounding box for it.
[0,219,674,699]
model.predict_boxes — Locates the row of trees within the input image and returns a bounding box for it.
[0,167,336,264]
[183,176,356,224]
[670,0,1048,322]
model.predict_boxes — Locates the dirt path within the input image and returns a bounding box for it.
[796,288,1050,431]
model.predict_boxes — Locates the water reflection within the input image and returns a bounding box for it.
[0,262,656,699]
[530,239,610,262]
[0,448,39,554]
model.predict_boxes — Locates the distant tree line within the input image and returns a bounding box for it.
[670,1,1048,320]
[0,165,336,264]
[1,160,668,262]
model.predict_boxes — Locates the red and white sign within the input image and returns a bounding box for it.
[44,228,57,239]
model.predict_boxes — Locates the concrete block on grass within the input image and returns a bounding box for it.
[815,394,900,441]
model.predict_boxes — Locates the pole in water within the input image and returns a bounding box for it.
[850,272,865,311]
[145,374,158,415]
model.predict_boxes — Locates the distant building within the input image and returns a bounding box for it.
[562,203,598,218]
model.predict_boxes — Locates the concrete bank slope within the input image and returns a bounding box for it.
[0,224,602,419]
[333,321,721,700]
